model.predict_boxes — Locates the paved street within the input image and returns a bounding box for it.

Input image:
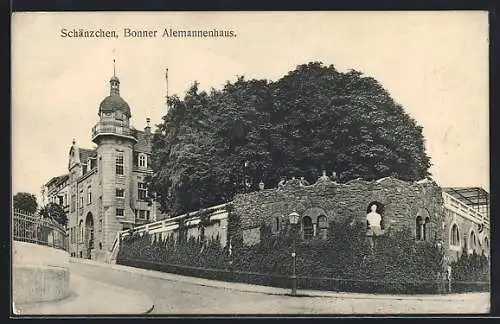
[67,262,490,315]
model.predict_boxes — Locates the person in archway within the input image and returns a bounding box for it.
[366,203,383,251]
[367,204,383,233]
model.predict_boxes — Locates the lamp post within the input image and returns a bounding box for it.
[288,211,300,296]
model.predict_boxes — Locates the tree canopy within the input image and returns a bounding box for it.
[39,202,68,227]
[150,62,431,216]
[13,192,38,214]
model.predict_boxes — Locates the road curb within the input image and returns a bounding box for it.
[15,272,155,315]
[69,258,489,302]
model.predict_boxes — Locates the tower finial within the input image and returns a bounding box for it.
[109,57,120,95]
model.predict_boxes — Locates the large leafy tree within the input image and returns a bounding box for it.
[39,202,68,227]
[13,192,38,214]
[269,62,430,182]
[150,62,431,216]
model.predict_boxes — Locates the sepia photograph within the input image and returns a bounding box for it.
[11,11,490,315]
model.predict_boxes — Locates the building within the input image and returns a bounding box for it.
[121,175,490,263]
[44,69,162,261]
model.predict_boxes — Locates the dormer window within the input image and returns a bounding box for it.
[115,111,123,121]
[138,153,147,169]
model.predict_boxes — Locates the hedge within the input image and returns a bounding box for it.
[117,219,489,294]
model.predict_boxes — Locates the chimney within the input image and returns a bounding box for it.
[145,118,151,133]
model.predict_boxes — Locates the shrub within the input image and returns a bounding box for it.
[118,221,454,293]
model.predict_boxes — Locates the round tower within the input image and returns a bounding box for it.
[92,63,137,252]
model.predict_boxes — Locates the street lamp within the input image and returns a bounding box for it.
[288,211,300,296]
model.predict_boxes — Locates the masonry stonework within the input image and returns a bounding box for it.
[233,177,443,241]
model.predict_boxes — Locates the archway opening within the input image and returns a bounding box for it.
[302,216,313,240]
[85,212,94,258]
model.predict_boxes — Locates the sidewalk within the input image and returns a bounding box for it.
[14,273,154,315]
[70,258,489,302]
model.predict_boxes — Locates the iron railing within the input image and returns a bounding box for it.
[91,122,137,140]
[12,209,68,251]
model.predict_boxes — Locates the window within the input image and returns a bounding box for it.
[79,191,84,209]
[470,231,477,250]
[146,210,150,220]
[138,183,148,200]
[302,216,313,240]
[79,220,83,243]
[115,111,123,121]
[99,219,103,232]
[138,154,147,168]
[71,194,76,212]
[116,151,124,175]
[416,216,424,241]
[116,188,125,198]
[116,208,124,217]
[317,215,328,239]
[87,186,92,204]
[272,216,281,234]
[450,224,460,246]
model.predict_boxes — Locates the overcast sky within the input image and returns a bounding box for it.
[12,11,489,204]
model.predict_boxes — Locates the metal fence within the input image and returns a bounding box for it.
[12,209,68,251]
[118,258,490,295]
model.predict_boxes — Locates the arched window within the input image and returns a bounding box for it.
[470,230,477,251]
[317,215,328,239]
[424,217,430,240]
[416,216,424,241]
[302,216,313,240]
[450,224,460,246]
[484,237,489,253]
[271,215,281,234]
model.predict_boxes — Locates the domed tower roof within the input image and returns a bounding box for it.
[99,93,131,118]
[98,60,131,118]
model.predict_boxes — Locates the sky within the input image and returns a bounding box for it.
[12,11,489,204]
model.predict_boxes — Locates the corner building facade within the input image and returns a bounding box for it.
[45,72,161,261]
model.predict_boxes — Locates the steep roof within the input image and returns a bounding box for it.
[79,148,97,163]
[45,174,69,187]
[134,130,153,153]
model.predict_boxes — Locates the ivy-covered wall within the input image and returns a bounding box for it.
[232,177,444,246]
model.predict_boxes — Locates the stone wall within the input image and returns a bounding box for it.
[232,177,445,245]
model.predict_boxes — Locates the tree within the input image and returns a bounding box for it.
[150,62,431,215]
[13,192,38,214]
[39,202,68,227]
